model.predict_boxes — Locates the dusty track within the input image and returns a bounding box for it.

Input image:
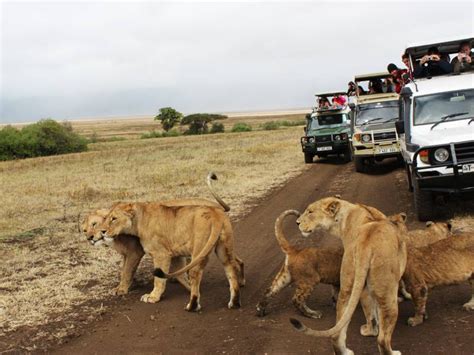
[42,159,474,354]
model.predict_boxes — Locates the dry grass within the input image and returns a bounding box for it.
[0,125,308,346]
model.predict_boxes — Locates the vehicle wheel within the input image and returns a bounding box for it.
[354,157,365,172]
[343,146,352,163]
[304,152,314,164]
[412,175,435,221]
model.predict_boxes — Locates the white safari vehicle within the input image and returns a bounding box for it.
[397,36,474,220]
[351,72,401,172]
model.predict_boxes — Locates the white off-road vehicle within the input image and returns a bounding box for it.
[397,36,474,220]
[351,72,401,172]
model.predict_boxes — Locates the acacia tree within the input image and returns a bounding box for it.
[181,114,227,135]
[154,107,183,132]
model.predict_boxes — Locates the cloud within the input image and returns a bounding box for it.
[1,1,472,122]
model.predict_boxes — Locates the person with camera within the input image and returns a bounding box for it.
[451,41,473,73]
[413,46,453,78]
[387,63,407,93]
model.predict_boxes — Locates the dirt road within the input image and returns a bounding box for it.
[42,159,474,353]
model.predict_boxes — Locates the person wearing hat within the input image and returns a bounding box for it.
[387,63,408,93]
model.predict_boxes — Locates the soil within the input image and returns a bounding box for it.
[4,157,474,354]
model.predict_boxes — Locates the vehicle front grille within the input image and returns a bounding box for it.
[316,135,332,143]
[455,142,474,163]
[373,131,396,141]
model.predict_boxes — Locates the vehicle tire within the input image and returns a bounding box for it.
[343,146,352,163]
[354,156,365,173]
[304,152,314,164]
[413,175,435,221]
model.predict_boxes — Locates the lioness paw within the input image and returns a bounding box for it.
[140,293,161,303]
[360,324,378,337]
[407,316,423,327]
[113,287,129,296]
[463,301,474,311]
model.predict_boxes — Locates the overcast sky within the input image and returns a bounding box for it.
[1,1,473,123]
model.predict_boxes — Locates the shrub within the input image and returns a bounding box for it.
[162,129,180,137]
[279,119,306,127]
[141,131,162,139]
[231,123,252,132]
[0,119,88,161]
[182,113,227,135]
[210,122,225,134]
[261,121,281,130]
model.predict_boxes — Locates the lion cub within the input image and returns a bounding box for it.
[402,233,474,326]
[256,210,342,319]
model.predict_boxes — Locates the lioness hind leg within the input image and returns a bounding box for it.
[185,259,208,312]
[256,263,292,317]
[235,256,245,287]
[215,242,241,309]
[462,279,474,311]
[374,290,400,355]
[293,280,322,319]
[360,288,378,337]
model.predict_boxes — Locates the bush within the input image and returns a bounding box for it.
[278,119,306,127]
[0,119,88,161]
[162,129,181,137]
[141,129,181,139]
[261,121,281,130]
[182,113,227,135]
[210,122,225,134]
[231,123,252,132]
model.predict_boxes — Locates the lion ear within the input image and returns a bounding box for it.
[122,204,136,218]
[326,200,340,217]
[334,194,342,199]
[425,221,434,227]
[399,212,407,222]
[446,222,452,231]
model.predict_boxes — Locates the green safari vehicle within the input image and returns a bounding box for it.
[300,92,353,163]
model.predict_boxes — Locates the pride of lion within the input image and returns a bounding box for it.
[82,172,473,354]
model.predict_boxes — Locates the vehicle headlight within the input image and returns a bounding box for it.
[361,134,371,143]
[433,148,449,163]
[334,135,341,141]
[309,137,315,143]
[340,133,348,140]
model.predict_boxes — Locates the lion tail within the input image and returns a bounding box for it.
[275,210,300,254]
[153,216,224,279]
[206,172,230,212]
[290,249,371,338]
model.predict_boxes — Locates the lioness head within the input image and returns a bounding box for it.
[389,212,408,233]
[425,221,452,237]
[99,203,135,242]
[296,197,344,237]
[81,209,109,246]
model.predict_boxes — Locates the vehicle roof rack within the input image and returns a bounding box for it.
[314,91,347,98]
[405,35,474,59]
[316,104,348,112]
[354,72,391,82]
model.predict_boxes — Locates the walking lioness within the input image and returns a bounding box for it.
[290,197,407,355]
[256,210,342,318]
[98,202,244,311]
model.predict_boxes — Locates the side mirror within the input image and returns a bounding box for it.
[349,103,356,110]
[395,120,405,135]
[303,126,307,133]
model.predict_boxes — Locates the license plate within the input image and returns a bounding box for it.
[375,147,397,154]
[317,146,332,151]
[462,163,474,174]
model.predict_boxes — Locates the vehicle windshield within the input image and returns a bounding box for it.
[308,114,348,130]
[355,101,399,126]
[414,89,474,126]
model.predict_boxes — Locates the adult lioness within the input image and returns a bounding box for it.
[81,172,238,295]
[290,197,406,355]
[256,210,342,319]
[402,233,474,326]
[98,202,243,312]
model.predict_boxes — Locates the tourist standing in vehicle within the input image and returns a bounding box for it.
[402,52,414,80]
[387,63,408,93]
[451,41,473,73]
[332,95,346,106]
[414,46,453,78]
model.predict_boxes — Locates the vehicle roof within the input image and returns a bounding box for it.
[354,72,391,82]
[406,72,474,97]
[356,93,399,105]
[314,91,347,98]
[405,35,474,58]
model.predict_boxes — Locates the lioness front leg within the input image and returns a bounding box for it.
[407,284,428,327]
[462,279,474,311]
[256,264,291,317]
[293,280,322,319]
[113,239,145,295]
[141,254,172,303]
